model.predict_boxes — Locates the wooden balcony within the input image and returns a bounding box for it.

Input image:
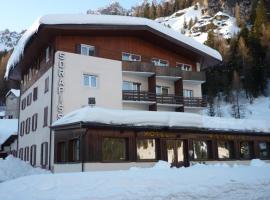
[122,90,156,102]
[156,94,183,105]
[123,91,206,107]
[184,97,207,107]
[122,61,205,82]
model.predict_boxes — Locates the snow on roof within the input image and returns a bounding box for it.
[52,107,270,134]
[5,14,222,78]
[0,119,18,145]
[6,89,20,98]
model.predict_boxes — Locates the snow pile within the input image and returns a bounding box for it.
[7,89,20,97]
[0,156,49,182]
[156,5,240,43]
[6,13,222,78]
[0,160,270,200]
[52,106,270,134]
[0,119,18,145]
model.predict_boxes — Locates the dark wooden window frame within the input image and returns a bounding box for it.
[43,106,48,127]
[258,141,270,159]
[32,113,38,132]
[41,142,48,167]
[191,139,213,161]
[217,140,235,160]
[24,146,29,161]
[56,141,67,163]
[30,145,37,166]
[68,138,81,162]
[25,117,31,134]
[239,141,254,160]
[20,121,25,136]
[21,98,26,110]
[33,87,38,101]
[44,77,49,93]
[27,93,32,106]
[19,148,23,160]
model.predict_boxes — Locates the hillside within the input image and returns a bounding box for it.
[156,4,240,43]
[0,29,22,52]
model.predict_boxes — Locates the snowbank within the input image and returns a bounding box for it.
[0,119,18,145]
[5,14,222,78]
[0,156,49,182]
[0,160,270,200]
[52,107,270,134]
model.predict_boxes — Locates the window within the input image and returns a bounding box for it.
[21,98,26,110]
[43,107,48,127]
[8,115,13,119]
[240,142,254,159]
[152,58,169,67]
[19,148,23,160]
[258,142,269,158]
[183,89,193,98]
[25,118,31,134]
[27,93,32,106]
[44,77,49,93]
[217,141,234,159]
[69,139,80,162]
[83,74,98,88]
[57,142,66,163]
[20,121,25,136]
[137,139,156,160]
[156,86,169,95]
[176,63,192,71]
[102,138,127,161]
[41,142,48,167]
[193,140,209,160]
[45,46,50,63]
[24,147,29,162]
[122,81,141,91]
[32,113,38,132]
[33,87,38,101]
[81,44,95,56]
[122,52,141,62]
[30,145,36,166]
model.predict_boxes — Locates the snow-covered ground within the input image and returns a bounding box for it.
[156,4,240,43]
[0,156,49,182]
[0,159,270,200]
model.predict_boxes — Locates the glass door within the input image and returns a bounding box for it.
[166,140,185,167]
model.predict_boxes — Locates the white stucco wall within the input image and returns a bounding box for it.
[123,102,150,111]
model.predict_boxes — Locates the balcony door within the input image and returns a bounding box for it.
[123,81,140,91]
[166,139,186,167]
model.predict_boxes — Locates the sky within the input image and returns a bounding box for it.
[0,0,140,32]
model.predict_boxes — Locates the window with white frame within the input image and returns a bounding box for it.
[184,89,193,97]
[122,81,141,91]
[81,44,95,56]
[83,74,98,88]
[152,58,169,67]
[176,63,192,71]
[122,52,141,62]
[45,47,50,63]
[156,86,169,95]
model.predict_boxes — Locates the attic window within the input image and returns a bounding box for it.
[81,44,95,56]
[152,58,169,67]
[45,47,50,63]
[176,63,192,71]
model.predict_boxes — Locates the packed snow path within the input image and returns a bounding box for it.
[0,160,270,200]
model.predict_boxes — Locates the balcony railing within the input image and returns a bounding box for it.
[156,94,183,105]
[122,90,156,102]
[122,61,205,82]
[184,97,207,107]
[123,90,206,107]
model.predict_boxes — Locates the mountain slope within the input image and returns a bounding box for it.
[156,4,240,43]
[0,30,23,52]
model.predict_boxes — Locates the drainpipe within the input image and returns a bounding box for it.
[81,123,86,172]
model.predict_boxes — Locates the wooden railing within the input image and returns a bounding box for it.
[156,94,183,105]
[122,90,156,102]
[123,90,206,107]
[184,97,207,107]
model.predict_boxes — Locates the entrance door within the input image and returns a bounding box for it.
[166,140,185,167]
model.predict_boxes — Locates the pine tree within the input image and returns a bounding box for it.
[253,0,267,36]
[149,2,157,19]
[235,3,242,27]
[188,18,194,29]
[143,3,150,18]
[204,30,215,49]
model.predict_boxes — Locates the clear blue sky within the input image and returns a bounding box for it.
[1,0,140,31]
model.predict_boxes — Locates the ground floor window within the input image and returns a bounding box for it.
[102,138,127,161]
[24,147,29,161]
[258,142,269,158]
[41,142,48,167]
[19,148,23,160]
[57,142,66,163]
[217,141,234,159]
[240,142,253,159]
[69,139,80,162]
[136,139,156,160]
[193,140,209,160]
[30,145,36,166]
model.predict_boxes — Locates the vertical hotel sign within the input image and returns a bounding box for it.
[57,52,65,119]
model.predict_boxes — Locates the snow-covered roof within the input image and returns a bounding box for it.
[5,14,222,78]
[52,107,270,134]
[6,89,20,98]
[0,119,18,145]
